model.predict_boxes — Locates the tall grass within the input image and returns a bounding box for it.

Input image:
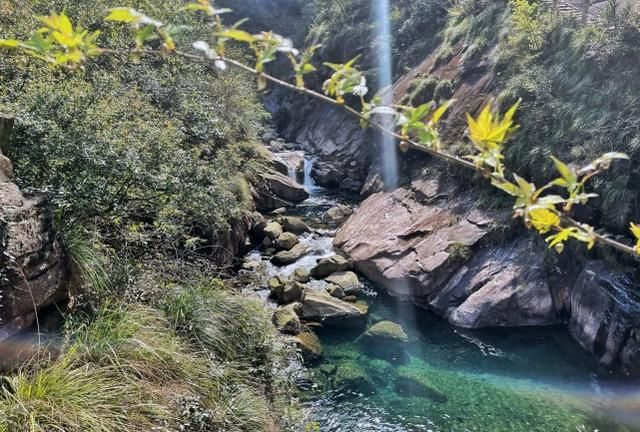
[0,349,157,432]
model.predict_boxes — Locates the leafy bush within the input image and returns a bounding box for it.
[0,0,267,258]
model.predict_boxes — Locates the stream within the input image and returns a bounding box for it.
[242,157,640,432]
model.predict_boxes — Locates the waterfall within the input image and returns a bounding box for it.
[374,0,398,190]
[303,157,319,194]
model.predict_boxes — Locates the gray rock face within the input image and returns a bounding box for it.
[301,290,367,328]
[439,238,557,328]
[0,115,69,341]
[569,262,640,370]
[272,97,372,192]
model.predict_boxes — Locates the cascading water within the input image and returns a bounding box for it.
[374,0,398,190]
[303,156,319,194]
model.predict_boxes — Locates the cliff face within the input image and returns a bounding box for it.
[0,115,69,341]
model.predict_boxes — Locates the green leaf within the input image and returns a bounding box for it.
[551,156,576,184]
[215,29,255,43]
[0,39,21,49]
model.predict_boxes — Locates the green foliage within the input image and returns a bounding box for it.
[0,0,267,259]
[508,0,548,51]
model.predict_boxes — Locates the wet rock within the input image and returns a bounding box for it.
[394,369,448,402]
[264,221,283,240]
[276,150,305,175]
[301,290,366,328]
[263,247,276,257]
[279,216,311,235]
[353,301,370,315]
[310,255,351,279]
[342,295,358,303]
[334,361,375,393]
[295,331,323,363]
[275,232,299,251]
[325,271,363,295]
[268,276,288,292]
[249,211,267,240]
[324,205,353,224]
[273,303,303,335]
[242,260,263,272]
[280,281,305,304]
[326,284,345,299]
[568,261,640,369]
[271,243,310,266]
[271,207,287,215]
[319,363,337,377]
[358,321,409,362]
[262,131,277,142]
[262,237,274,248]
[292,267,311,283]
[621,329,640,376]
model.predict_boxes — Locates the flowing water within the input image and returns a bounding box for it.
[245,158,640,432]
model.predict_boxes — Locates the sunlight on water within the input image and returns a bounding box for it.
[374,0,398,190]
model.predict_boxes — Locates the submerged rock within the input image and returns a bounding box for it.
[310,255,351,279]
[325,271,363,295]
[334,361,375,394]
[358,321,409,362]
[301,290,366,328]
[275,232,299,251]
[273,303,303,335]
[394,369,448,403]
[271,243,310,266]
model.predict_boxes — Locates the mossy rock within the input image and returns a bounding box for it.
[394,368,448,403]
[325,271,363,295]
[272,303,302,335]
[292,267,310,283]
[295,331,323,364]
[333,361,375,394]
[264,221,283,240]
[358,320,409,362]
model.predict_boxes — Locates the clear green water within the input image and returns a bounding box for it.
[302,289,640,432]
[286,166,640,432]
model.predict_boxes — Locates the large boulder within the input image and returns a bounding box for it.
[271,243,310,266]
[334,179,494,303]
[263,221,283,241]
[310,255,351,279]
[324,205,353,224]
[253,169,309,211]
[274,150,305,177]
[301,290,366,327]
[568,261,640,370]
[325,271,363,295]
[0,116,69,341]
[275,232,299,251]
[292,267,311,283]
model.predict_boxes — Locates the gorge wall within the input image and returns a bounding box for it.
[267,1,640,374]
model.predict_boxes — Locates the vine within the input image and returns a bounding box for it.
[0,2,639,258]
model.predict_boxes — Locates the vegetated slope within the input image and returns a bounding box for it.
[0,0,266,267]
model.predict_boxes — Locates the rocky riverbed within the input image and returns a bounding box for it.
[237,136,640,432]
